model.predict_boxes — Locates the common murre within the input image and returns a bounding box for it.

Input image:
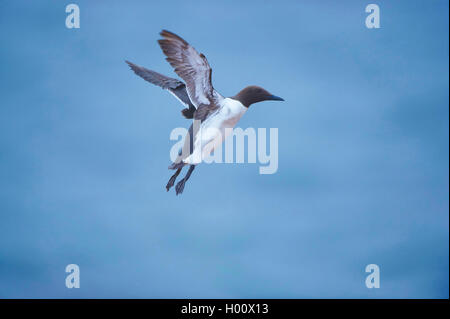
[126,30,284,195]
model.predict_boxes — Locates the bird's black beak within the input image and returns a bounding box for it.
[267,95,284,101]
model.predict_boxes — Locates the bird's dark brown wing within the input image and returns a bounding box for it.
[125,60,196,119]
[157,30,223,121]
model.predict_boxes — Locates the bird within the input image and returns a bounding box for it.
[126,30,284,195]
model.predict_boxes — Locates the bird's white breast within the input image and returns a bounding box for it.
[201,98,247,141]
[184,98,247,164]
[214,97,247,127]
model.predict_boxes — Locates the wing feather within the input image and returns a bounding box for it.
[125,60,196,119]
[158,30,222,121]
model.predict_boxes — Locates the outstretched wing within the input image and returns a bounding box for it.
[125,60,196,119]
[157,30,223,119]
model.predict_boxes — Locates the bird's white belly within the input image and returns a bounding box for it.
[184,98,247,164]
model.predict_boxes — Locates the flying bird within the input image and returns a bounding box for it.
[126,30,284,195]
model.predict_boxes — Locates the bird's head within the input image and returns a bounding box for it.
[233,86,284,107]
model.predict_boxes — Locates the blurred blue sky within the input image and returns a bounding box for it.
[0,0,448,298]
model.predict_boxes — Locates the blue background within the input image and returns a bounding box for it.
[0,0,448,298]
